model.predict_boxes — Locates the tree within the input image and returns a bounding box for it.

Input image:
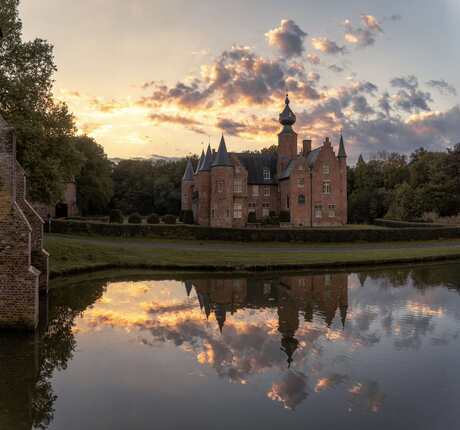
[73,136,113,215]
[0,0,81,203]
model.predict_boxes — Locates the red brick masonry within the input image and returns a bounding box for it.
[0,115,49,330]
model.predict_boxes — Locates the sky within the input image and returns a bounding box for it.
[19,0,460,162]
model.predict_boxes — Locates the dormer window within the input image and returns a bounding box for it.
[263,168,271,181]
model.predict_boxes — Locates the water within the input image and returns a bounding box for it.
[2,262,460,430]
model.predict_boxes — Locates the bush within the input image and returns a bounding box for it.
[182,210,194,225]
[146,213,160,224]
[263,215,279,226]
[279,211,290,223]
[162,214,177,225]
[109,209,124,224]
[247,212,257,223]
[128,213,143,224]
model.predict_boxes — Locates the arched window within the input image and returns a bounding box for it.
[298,194,305,205]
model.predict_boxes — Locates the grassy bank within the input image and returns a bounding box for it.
[45,234,460,277]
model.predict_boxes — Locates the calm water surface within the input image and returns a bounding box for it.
[2,262,460,429]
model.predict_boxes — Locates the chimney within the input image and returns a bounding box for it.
[302,139,312,155]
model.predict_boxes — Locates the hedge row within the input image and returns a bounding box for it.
[50,219,460,243]
[373,219,447,229]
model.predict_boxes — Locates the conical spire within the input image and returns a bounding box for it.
[338,133,347,159]
[212,135,232,167]
[184,280,193,297]
[182,159,194,181]
[279,94,296,127]
[196,149,205,173]
[357,154,365,165]
[340,305,348,329]
[199,144,213,171]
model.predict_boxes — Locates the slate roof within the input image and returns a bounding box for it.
[278,148,321,180]
[212,135,232,167]
[182,159,194,181]
[338,134,346,158]
[199,145,213,171]
[234,152,278,184]
[196,150,205,173]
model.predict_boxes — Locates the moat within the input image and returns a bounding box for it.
[2,262,460,430]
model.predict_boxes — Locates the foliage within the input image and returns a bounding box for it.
[73,136,113,215]
[0,0,82,203]
[247,212,257,223]
[111,158,192,216]
[162,214,177,224]
[147,213,160,224]
[109,209,124,224]
[128,213,143,224]
[181,210,194,224]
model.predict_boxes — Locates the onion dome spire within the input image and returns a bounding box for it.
[279,93,296,127]
[182,159,194,181]
[212,134,232,167]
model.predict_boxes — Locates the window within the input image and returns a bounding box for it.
[328,204,336,218]
[262,203,270,217]
[325,274,331,286]
[298,194,305,205]
[217,180,224,193]
[323,163,330,175]
[234,179,242,193]
[226,209,230,218]
[248,202,256,213]
[287,196,290,209]
[252,185,259,196]
[263,168,271,181]
[315,204,323,218]
[264,186,270,197]
[297,178,305,188]
[322,181,331,194]
[211,208,215,218]
[233,202,243,219]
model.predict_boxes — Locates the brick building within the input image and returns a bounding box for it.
[0,114,49,330]
[182,95,347,227]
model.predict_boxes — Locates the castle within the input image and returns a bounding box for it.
[181,95,348,227]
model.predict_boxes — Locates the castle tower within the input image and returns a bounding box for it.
[196,145,213,226]
[181,159,194,213]
[277,95,298,176]
[210,135,234,228]
[337,133,348,225]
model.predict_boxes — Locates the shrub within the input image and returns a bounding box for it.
[146,213,160,224]
[162,214,177,225]
[128,213,143,224]
[280,211,290,223]
[182,210,194,225]
[269,211,276,218]
[109,209,124,224]
[247,212,257,223]
[263,215,279,226]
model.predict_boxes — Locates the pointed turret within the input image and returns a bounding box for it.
[196,149,205,173]
[184,280,193,297]
[338,133,347,159]
[215,304,227,334]
[182,159,194,181]
[340,304,348,329]
[199,144,213,171]
[281,336,299,368]
[212,135,232,167]
[357,154,365,165]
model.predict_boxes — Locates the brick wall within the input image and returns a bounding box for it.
[0,115,43,330]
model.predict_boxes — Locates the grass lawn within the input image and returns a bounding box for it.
[45,234,460,277]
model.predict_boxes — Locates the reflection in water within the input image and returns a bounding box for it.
[1,263,460,429]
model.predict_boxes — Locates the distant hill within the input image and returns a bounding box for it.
[110,154,182,165]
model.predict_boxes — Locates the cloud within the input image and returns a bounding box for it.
[306,53,321,65]
[311,37,347,55]
[216,115,279,137]
[344,15,384,48]
[265,19,308,58]
[149,113,206,134]
[390,75,433,113]
[426,79,457,96]
[328,64,344,73]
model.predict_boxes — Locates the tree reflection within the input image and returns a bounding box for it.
[0,279,106,430]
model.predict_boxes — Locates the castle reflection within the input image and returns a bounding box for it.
[190,273,348,366]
